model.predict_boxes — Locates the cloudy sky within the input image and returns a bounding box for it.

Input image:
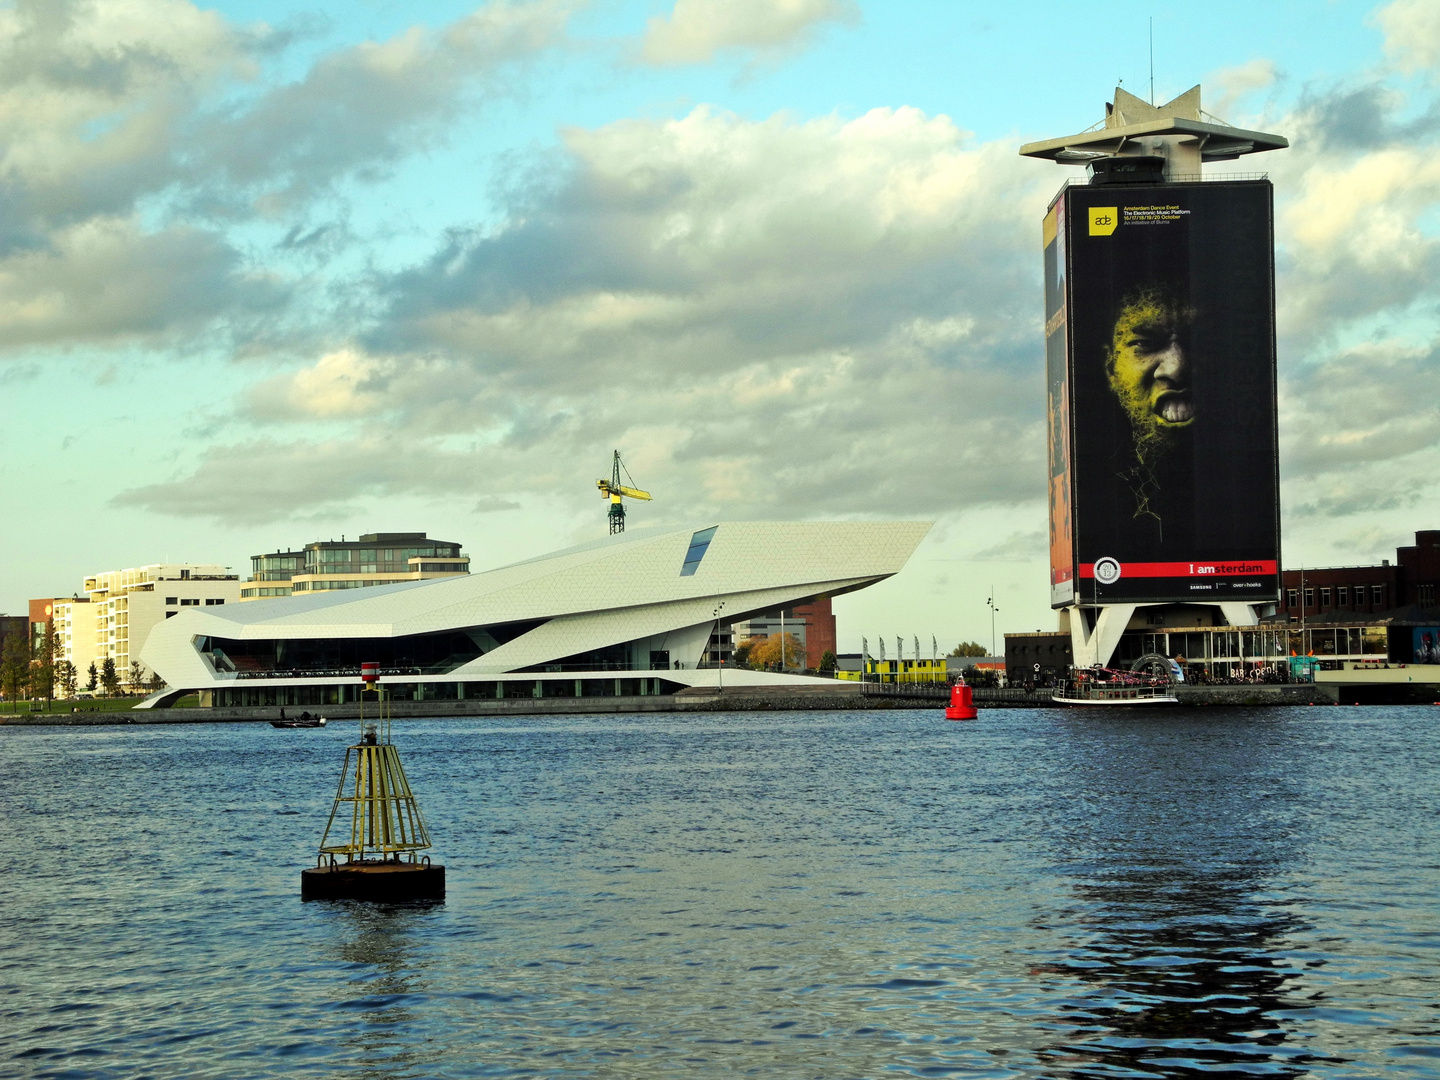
[3,0,1438,651]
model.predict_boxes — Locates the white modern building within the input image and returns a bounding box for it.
[139,521,930,708]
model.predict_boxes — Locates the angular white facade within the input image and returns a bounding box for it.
[139,521,930,707]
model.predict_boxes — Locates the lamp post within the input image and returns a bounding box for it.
[713,601,725,693]
[987,588,1000,657]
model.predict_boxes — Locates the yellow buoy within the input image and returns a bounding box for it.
[301,687,445,901]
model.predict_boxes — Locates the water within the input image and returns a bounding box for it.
[2,707,1438,1078]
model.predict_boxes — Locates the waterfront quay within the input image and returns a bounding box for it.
[1,680,1341,726]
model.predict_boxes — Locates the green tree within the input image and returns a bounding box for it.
[100,656,120,696]
[32,621,57,704]
[127,661,146,695]
[1,631,28,702]
[86,662,98,692]
[949,641,988,657]
[731,640,754,667]
[58,660,78,698]
[148,671,164,693]
[819,650,837,672]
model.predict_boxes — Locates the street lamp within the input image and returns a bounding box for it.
[713,601,725,693]
[987,588,1000,657]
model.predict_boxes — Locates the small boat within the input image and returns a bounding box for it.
[1052,667,1178,706]
[271,713,327,728]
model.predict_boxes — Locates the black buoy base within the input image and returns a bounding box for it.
[301,861,445,902]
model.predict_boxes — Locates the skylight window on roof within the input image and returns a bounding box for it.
[679,526,718,576]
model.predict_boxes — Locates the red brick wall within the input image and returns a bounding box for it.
[792,596,836,670]
[28,599,58,641]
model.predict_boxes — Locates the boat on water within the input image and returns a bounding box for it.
[271,713,327,728]
[1052,666,1178,706]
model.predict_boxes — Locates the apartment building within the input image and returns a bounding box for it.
[83,565,241,678]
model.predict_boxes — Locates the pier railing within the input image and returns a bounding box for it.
[859,682,949,701]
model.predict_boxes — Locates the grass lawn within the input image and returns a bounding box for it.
[0,695,201,714]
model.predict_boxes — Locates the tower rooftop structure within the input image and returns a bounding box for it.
[1019,85,1288,180]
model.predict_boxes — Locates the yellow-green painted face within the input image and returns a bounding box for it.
[1107,293,1193,433]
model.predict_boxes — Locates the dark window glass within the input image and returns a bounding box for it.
[1320,587,1331,606]
[1337,586,1349,605]
[679,526,719,577]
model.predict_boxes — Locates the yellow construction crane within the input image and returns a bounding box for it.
[597,450,651,534]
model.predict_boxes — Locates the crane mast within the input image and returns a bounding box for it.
[596,450,652,534]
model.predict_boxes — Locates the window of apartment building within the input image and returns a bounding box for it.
[166,611,177,619]
[1286,589,1298,608]
[166,597,177,605]
[205,598,225,605]
[1337,586,1349,606]
[1320,587,1331,606]
[1372,585,1385,606]
[180,598,200,606]
[1419,584,1436,606]
[1304,587,1314,607]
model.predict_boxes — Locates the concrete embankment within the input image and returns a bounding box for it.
[1,681,1342,726]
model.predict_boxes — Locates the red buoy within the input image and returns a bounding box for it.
[944,681,978,721]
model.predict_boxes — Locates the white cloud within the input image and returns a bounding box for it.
[1207,58,1278,120]
[121,104,1053,524]
[245,347,393,419]
[0,0,575,355]
[1375,0,1440,75]
[195,0,577,213]
[0,216,282,348]
[640,0,856,65]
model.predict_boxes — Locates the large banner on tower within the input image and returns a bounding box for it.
[1047,180,1281,607]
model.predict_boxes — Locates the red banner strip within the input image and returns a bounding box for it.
[1079,560,1278,579]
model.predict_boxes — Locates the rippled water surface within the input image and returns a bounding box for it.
[3,707,1439,1078]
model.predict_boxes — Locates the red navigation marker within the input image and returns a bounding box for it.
[945,681,978,721]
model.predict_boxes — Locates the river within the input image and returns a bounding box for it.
[2,706,1437,1077]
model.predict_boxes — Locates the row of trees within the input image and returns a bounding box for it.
[727,635,991,672]
[0,621,161,704]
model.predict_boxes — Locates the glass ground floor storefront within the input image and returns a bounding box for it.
[1011,618,1427,683]
[211,677,684,708]
[1112,626,1389,673]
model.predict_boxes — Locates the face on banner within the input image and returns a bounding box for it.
[1048,181,1281,607]
[1108,291,1193,429]
[1414,629,1440,664]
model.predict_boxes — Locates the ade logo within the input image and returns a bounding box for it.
[1088,207,1119,236]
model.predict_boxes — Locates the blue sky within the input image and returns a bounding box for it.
[2,0,1438,651]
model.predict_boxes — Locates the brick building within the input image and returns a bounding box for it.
[1281,529,1440,620]
[727,595,838,670]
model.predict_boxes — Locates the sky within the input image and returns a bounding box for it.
[2,0,1439,653]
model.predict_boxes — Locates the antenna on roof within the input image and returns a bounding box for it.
[1149,17,1154,105]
